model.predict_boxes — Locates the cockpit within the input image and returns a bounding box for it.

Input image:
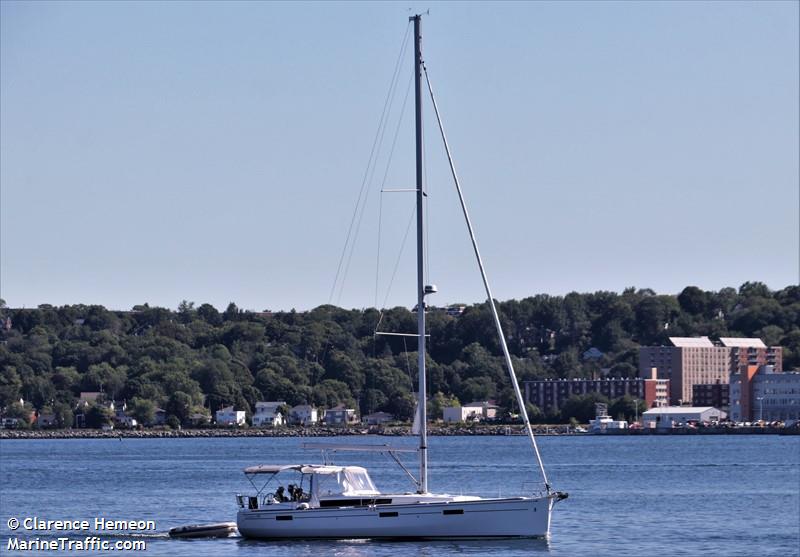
[237,464,381,511]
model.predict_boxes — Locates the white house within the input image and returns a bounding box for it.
[252,401,286,427]
[443,404,484,423]
[115,416,138,429]
[216,406,246,426]
[642,406,726,429]
[288,404,318,426]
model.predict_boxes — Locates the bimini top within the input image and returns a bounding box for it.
[243,464,370,476]
[244,464,379,497]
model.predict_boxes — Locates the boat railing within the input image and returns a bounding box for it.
[237,492,314,510]
[521,481,549,498]
[236,494,261,510]
[236,493,277,510]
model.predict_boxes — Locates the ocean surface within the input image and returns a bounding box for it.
[0,434,798,557]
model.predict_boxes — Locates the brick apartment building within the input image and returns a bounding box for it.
[721,337,782,373]
[692,381,730,410]
[639,337,782,405]
[524,373,669,414]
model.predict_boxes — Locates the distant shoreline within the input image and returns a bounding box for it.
[1,424,796,440]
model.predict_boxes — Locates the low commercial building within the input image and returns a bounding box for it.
[466,401,500,420]
[442,402,499,423]
[641,406,726,429]
[443,405,481,423]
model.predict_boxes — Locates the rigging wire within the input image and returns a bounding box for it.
[402,336,416,408]
[336,31,413,306]
[373,206,416,335]
[382,207,416,310]
[329,22,411,305]
[374,71,414,311]
[403,337,412,383]
[375,195,383,310]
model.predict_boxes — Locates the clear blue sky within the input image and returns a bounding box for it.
[1,1,798,312]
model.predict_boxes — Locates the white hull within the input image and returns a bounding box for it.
[237,495,553,539]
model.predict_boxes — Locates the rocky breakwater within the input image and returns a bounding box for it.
[0,423,574,440]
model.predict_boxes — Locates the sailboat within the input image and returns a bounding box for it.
[236,15,567,540]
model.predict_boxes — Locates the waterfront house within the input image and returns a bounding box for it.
[288,404,319,426]
[37,412,58,428]
[1,417,20,429]
[323,405,358,426]
[216,406,246,427]
[115,416,138,429]
[252,401,286,427]
[362,411,394,425]
[113,400,127,417]
[189,412,211,426]
[74,392,109,427]
[79,392,103,404]
[152,408,167,426]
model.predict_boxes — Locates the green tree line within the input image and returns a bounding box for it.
[0,282,797,426]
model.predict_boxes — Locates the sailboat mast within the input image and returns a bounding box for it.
[411,13,428,495]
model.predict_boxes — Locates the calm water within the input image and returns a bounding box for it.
[1,435,798,557]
